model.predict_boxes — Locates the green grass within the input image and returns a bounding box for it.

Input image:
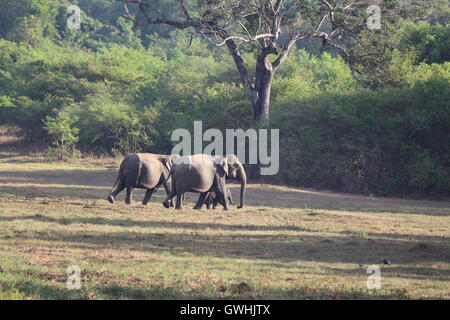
[0,154,449,300]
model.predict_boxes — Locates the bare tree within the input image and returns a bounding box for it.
[117,0,421,121]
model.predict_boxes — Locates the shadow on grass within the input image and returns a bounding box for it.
[0,169,116,187]
[339,230,448,242]
[1,217,449,264]
[0,213,315,243]
[2,279,419,300]
[1,168,450,215]
[98,285,182,300]
[0,186,108,201]
[1,280,182,300]
[321,266,450,283]
[1,214,447,244]
[0,214,313,233]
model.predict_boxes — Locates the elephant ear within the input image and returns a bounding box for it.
[219,158,228,177]
[163,156,174,171]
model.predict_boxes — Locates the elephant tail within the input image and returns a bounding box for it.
[134,157,143,188]
[121,153,142,189]
[109,175,120,194]
[162,167,173,187]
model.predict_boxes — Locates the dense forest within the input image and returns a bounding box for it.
[0,0,449,197]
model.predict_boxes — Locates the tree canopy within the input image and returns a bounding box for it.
[0,0,449,196]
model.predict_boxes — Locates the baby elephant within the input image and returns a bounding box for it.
[205,187,235,209]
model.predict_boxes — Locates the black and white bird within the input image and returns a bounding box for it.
[381,258,391,265]
[358,262,364,268]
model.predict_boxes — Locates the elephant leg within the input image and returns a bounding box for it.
[216,187,229,211]
[205,193,215,209]
[175,193,183,210]
[214,193,227,210]
[142,188,155,205]
[193,192,209,210]
[163,187,176,208]
[213,177,229,211]
[108,181,125,203]
[221,194,229,211]
[163,182,174,207]
[227,189,235,205]
[182,193,189,205]
[206,195,212,209]
[125,188,134,205]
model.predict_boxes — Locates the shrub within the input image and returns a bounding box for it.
[42,114,80,160]
[269,77,450,196]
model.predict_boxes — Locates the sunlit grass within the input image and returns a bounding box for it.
[0,155,449,299]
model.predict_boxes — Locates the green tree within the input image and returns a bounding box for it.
[400,21,450,64]
[43,114,80,160]
[118,0,427,121]
[0,0,58,42]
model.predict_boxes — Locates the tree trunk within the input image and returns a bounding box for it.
[226,40,275,122]
[253,49,275,121]
[253,72,273,121]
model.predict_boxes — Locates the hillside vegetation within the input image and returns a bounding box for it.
[0,0,449,197]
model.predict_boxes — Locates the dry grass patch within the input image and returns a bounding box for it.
[0,153,449,299]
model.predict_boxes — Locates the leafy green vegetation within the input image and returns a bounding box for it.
[43,114,80,160]
[0,0,449,197]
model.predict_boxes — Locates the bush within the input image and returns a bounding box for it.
[0,16,449,197]
[270,78,450,196]
[42,114,80,160]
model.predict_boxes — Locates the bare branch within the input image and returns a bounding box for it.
[214,33,276,47]
[225,39,257,103]
[320,0,333,11]
[175,0,190,20]
[316,13,328,31]
[119,0,203,30]
[336,1,356,11]
[271,34,297,70]
[323,40,350,60]
[273,0,285,13]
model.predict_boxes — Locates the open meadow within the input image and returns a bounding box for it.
[0,150,449,300]
[0,0,449,303]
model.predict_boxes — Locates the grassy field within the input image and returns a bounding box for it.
[0,151,449,300]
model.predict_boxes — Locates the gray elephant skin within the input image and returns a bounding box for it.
[205,187,235,209]
[108,153,172,205]
[163,154,246,210]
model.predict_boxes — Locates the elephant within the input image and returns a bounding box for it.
[108,153,173,205]
[205,187,235,209]
[182,187,234,209]
[162,154,246,210]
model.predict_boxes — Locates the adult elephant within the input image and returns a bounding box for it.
[162,154,246,210]
[108,153,172,205]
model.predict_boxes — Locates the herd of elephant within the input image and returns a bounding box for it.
[107,153,247,210]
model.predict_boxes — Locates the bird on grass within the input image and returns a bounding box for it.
[358,262,364,268]
[381,258,391,266]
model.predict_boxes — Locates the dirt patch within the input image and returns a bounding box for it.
[23,270,66,283]
[230,282,254,295]
[0,126,24,146]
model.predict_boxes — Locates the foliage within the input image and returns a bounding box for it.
[0,2,449,196]
[399,21,450,64]
[270,77,450,196]
[43,114,80,160]
[351,18,450,88]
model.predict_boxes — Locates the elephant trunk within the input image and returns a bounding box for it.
[238,163,246,209]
